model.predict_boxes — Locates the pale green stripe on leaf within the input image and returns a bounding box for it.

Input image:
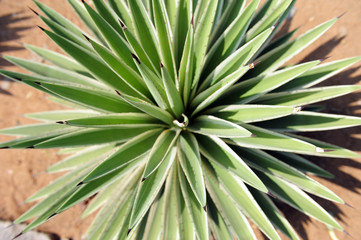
[208,202,233,240]
[141,192,165,240]
[92,0,124,36]
[189,115,252,138]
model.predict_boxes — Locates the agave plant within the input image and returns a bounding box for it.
[1,0,361,239]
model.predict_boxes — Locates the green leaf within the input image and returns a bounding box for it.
[248,18,337,77]
[119,93,174,125]
[129,147,177,229]
[25,44,88,75]
[140,192,165,240]
[2,57,104,90]
[178,25,194,106]
[108,0,135,34]
[246,0,292,41]
[192,0,219,86]
[0,128,77,149]
[82,1,136,69]
[128,0,161,69]
[47,144,115,173]
[34,0,85,39]
[25,110,100,122]
[203,162,257,240]
[0,123,70,136]
[257,111,361,132]
[83,129,162,182]
[250,189,300,240]
[235,148,343,203]
[228,123,323,154]
[255,85,361,106]
[92,0,124,36]
[257,171,343,230]
[197,135,267,192]
[178,132,206,206]
[34,127,155,149]
[208,201,233,240]
[161,64,184,117]
[27,162,94,202]
[207,104,295,123]
[64,113,164,128]
[39,82,138,113]
[81,177,124,218]
[199,27,273,91]
[224,60,320,104]
[270,152,334,178]
[67,0,107,45]
[211,162,281,240]
[204,0,260,71]
[173,0,192,66]
[86,37,151,100]
[153,0,177,79]
[178,162,209,240]
[39,14,93,51]
[55,159,143,215]
[277,56,361,91]
[132,57,169,109]
[209,0,246,46]
[163,165,180,239]
[143,129,180,178]
[42,29,142,98]
[191,65,250,115]
[287,133,361,159]
[189,115,252,138]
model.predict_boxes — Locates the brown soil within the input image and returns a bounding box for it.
[1,0,361,239]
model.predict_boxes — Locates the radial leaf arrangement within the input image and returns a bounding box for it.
[2,0,361,239]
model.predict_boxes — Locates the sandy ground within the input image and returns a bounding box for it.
[1,0,361,239]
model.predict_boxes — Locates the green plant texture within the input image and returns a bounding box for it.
[1,0,361,239]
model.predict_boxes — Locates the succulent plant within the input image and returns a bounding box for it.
[1,0,361,239]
